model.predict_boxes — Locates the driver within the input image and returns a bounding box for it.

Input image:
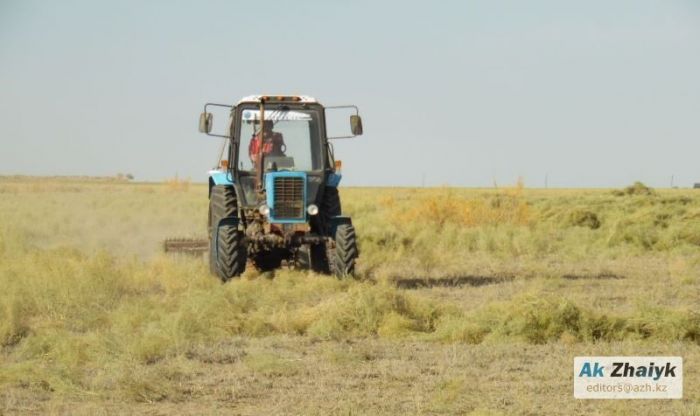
[249,120,286,164]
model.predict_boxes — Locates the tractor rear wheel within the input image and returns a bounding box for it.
[319,187,341,234]
[329,223,358,277]
[321,186,341,216]
[209,185,247,281]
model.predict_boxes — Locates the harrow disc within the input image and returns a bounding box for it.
[163,238,208,255]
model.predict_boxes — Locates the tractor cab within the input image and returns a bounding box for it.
[233,100,327,218]
[198,95,362,280]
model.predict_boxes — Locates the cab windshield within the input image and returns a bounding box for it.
[238,107,323,172]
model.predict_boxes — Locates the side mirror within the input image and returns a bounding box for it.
[199,112,213,133]
[350,115,363,136]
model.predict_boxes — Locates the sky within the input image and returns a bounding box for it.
[1,0,699,188]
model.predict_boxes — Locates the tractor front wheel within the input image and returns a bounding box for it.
[329,224,358,277]
[209,185,247,281]
[215,224,247,281]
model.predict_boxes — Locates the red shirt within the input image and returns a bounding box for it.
[249,131,285,163]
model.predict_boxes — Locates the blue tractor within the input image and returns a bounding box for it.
[198,95,363,281]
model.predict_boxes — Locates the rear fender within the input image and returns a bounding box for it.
[209,170,234,196]
[326,173,342,187]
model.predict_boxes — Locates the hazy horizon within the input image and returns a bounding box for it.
[1,0,699,188]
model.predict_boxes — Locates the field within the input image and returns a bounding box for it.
[1,177,699,415]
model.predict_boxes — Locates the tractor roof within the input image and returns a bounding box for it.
[237,95,319,105]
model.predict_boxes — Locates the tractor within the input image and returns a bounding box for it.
[198,95,362,281]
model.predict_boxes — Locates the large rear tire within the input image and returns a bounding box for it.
[329,223,358,277]
[321,186,341,216]
[319,187,341,234]
[209,185,247,281]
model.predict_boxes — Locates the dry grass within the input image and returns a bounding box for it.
[164,176,192,192]
[0,177,699,414]
[392,182,530,229]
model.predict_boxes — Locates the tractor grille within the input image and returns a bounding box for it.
[273,176,304,220]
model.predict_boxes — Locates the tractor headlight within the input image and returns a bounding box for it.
[258,204,270,216]
[307,204,319,216]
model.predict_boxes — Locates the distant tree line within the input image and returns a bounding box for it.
[116,173,135,181]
